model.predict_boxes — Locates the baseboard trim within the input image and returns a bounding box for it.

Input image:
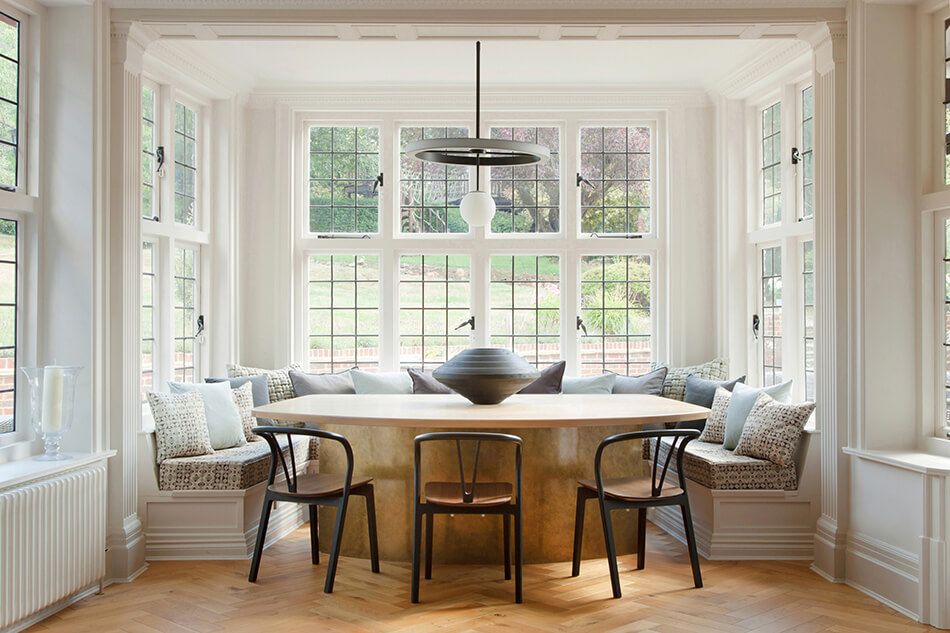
[843,531,920,624]
[846,578,920,623]
[4,583,100,633]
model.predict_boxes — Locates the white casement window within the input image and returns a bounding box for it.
[747,80,815,400]
[935,213,950,437]
[0,7,24,194]
[0,218,16,433]
[295,114,665,376]
[140,80,210,422]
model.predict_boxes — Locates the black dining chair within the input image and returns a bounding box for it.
[411,431,524,604]
[248,426,380,594]
[571,428,702,598]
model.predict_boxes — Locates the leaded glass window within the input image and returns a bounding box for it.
[174,102,197,226]
[762,103,782,226]
[173,246,198,382]
[399,126,470,234]
[803,240,815,399]
[142,87,157,220]
[489,126,560,233]
[309,126,380,234]
[801,87,814,220]
[761,246,783,386]
[579,126,651,235]
[490,255,560,367]
[141,242,156,400]
[399,255,471,369]
[0,218,15,433]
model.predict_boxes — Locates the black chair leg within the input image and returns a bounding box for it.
[248,496,273,583]
[503,513,511,581]
[636,508,646,570]
[514,508,523,604]
[411,507,423,603]
[364,487,380,573]
[599,499,621,599]
[324,496,349,594]
[571,489,586,577]
[309,505,320,565]
[424,512,434,580]
[680,502,703,588]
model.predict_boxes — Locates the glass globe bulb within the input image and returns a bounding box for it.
[460,190,496,228]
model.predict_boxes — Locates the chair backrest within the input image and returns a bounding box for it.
[414,432,523,505]
[594,428,700,498]
[253,426,354,495]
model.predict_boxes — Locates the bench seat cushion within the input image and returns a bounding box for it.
[159,435,311,491]
[644,437,797,491]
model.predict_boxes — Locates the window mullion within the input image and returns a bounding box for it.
[472,250,489,347]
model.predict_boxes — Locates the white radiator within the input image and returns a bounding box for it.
[0,461,107,631]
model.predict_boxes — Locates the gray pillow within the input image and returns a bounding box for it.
[519,361,565,394]
[289,369,355,395]
[652,358,729,400]
[408,368,454,394]
[563,373,616,394]
[678,375,746,431]
[206,374,270,407]
[611,367,668,395]
[722,381,793,450]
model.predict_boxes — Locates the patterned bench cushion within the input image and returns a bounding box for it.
[644,437,798,491]
[159,435,312,491]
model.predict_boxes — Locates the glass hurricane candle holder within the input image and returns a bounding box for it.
[21,366,82,461]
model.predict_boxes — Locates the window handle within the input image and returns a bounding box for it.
[372,173,383,193]
[791,147,800,165]
[455,316,475,331]
[752,314,760,340]
[156,145,166,177]
[576,173,594,188]
[576,316,588,336]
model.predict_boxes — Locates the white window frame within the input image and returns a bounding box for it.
[171,92,207,230]
[292,110,668,376]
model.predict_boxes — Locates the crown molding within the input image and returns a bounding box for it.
[710,37,810,98]
[110,0,847,9]
[142,39,249,99]
[245,85,711,111]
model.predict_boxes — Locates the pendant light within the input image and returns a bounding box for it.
[403,41,551,228]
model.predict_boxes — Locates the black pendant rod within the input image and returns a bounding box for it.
[475,40,481,190]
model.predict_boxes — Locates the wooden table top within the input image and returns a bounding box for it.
[253,393,710,429]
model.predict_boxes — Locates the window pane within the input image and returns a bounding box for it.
[174,103,197,226]
[579,127,651,235]
[801,86,814,220]
[141,87,156,220]
[141,242,156,401]
[578,255,652,376]
[399,254,470,369]
[489,126,560,234]
[400,126,470,234]
[308,254,380,372]
[0,13,19,191]
[490,255,560,366]
[0,218,15,433]
[761,246,783,386]
[309,126,380,234]
[173,246,198,381]
[762,103,782,226]
[802,240,815,399]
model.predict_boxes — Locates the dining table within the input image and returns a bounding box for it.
[253,393,709,564]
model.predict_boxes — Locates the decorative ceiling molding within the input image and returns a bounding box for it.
[143,39,250,98]
[111,0,847,9]
[245,85,711,111]
[710,37,811,98]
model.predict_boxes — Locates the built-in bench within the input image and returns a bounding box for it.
[644,429,819,560]
[137,432,318,560]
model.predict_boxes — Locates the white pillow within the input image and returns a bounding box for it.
[562,374,616,394]
[350,369,413,394]
[169,381,247,450]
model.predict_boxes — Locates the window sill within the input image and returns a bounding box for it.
[843,446,950,476]
[0,450,116,492]
[0,190,37,214]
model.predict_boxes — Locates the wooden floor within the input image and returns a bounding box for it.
[32,524,936,633]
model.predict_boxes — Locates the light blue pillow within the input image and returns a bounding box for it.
[722,381,792,450]
[562,374,616,395]
[169,381,247,450]
[351,369,413,395]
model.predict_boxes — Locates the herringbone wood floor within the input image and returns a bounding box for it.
[31,524,936,633]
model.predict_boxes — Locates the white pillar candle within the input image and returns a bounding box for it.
[41,366,64,433]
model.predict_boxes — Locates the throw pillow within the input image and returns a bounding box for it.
[351,369,413,394]
[610,367,668,395]
[289,369,355,395]
[147,391,214,462]
[519,361,566,394]
[562,373,616,394]
[722,381,793,450]
[697,387,732,444]
[169,381,247,450]
[734,394,816,467]
[408,368,454,394]
[231,382,258,442]
[678,374,745,431]
[205,375,270,407]
[652,358,729,401]
[227,363,302,402]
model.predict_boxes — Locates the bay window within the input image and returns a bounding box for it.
[297,114,664,376]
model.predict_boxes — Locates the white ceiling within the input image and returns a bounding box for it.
[162,38,790,92]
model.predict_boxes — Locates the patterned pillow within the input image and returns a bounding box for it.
[231,382,258,442]
[228,363,302,402]
[147,391,214,462]
[734,394,816,467]
[652,358,728,401]
[697,387,731,444]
